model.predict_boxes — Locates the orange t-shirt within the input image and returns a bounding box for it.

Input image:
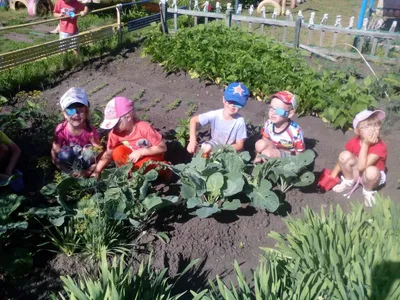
[107,121,162,151]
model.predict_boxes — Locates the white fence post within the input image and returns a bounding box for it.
[116,4,122,48]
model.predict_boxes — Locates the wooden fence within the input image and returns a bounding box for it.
[166,5,400,64]
[0,0,170,71]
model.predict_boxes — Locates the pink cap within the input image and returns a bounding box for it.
[353,109,385,129]
[100,97,134,130]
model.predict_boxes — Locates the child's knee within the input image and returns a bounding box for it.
[363,166,381,184]
[338,150,356,164]
[261,148,280,158]
[255,139,271,153]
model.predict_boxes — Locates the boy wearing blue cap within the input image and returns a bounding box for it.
[187,82,249,156]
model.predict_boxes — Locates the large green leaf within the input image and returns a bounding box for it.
[221,199,241,211]
[187,197,202,209]
[249,181,280,213]
[206,173,224,194]
[0,194,25,222]
[104,187,127,202]
[223,172,245,197]
[143,194,163,211]
[196,205,219,218]
[0,221,28,236]
[144,169,158,181]
[181,183,196,199]
[293,171,315,187]
[223,154,245,173]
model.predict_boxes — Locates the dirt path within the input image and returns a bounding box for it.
[6,49,400,298]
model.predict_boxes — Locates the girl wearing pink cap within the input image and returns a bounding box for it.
[92,96,170,179]
[317,109,387,207]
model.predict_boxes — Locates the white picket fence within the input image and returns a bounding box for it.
[167,2,400,64]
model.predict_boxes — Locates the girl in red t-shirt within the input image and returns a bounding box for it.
[318,110,387,207]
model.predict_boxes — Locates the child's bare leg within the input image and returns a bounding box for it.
[337,150,358,179]
[0,144,9,169]
[362,166,381,191]
[330,162,341,178]
[254,139,280,163]
[332,151,358,193]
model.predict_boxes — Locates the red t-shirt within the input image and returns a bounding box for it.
[345,137,387,171]
[107,121,162,151]
[54,0,85,34]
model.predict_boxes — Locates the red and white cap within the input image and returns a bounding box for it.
[353,109,385,129]
[100,97,134,130]
[269,91,297,109]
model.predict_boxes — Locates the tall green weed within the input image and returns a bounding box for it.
[194,195,400,299]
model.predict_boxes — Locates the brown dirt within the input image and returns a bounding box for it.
[2,48,400,299]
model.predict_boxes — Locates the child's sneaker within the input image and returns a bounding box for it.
[363,188,376,207]
[332,176,355,193]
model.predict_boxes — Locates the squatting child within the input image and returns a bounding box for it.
[186,82,249,156]
[92,96,169,179]
[0,130,21,180]
[317,110,387,207]
[51,87,100,177]
[254,91,305,163]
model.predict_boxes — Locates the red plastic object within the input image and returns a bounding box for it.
[317,168,340,192]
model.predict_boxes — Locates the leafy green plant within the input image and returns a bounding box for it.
[143,23,382,129]
[186,102,198,117]
[174,118,190,147]
[195,196,400,299]
[88,83,109,96]
[255,149,316,193]
[172,147,249,218]
[27,163,177,258]
[57,249,199,300]
[166,99,182,112]
[0,193,28,245]
[0,193,32,276]
[105,87,127,102]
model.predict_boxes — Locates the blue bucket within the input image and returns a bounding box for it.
[9,170,24,193]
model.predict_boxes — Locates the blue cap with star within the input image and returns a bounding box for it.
[223,82,249,108]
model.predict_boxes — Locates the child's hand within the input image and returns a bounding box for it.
[80,11,87,17]
[363,130,379,146]
[187,141,198,154]
[129,149,144,163]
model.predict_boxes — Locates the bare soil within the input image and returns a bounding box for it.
[1,48,400,299]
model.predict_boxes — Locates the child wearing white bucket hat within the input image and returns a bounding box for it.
[317,109,387,207]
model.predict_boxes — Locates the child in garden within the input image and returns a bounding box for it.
[254,91,305,163]
[51,87,100,177]
[53,0,88,45]
[317,110,387,207]
[0,130,21,180]
[186,82,249,156]
[92,96,169,179]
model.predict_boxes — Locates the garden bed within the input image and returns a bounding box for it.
[1,48,400,298]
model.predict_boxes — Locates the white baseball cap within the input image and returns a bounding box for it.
[60,87,89,110]
[353,109,385,129]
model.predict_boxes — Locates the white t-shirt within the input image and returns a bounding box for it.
[199,109,247,146]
